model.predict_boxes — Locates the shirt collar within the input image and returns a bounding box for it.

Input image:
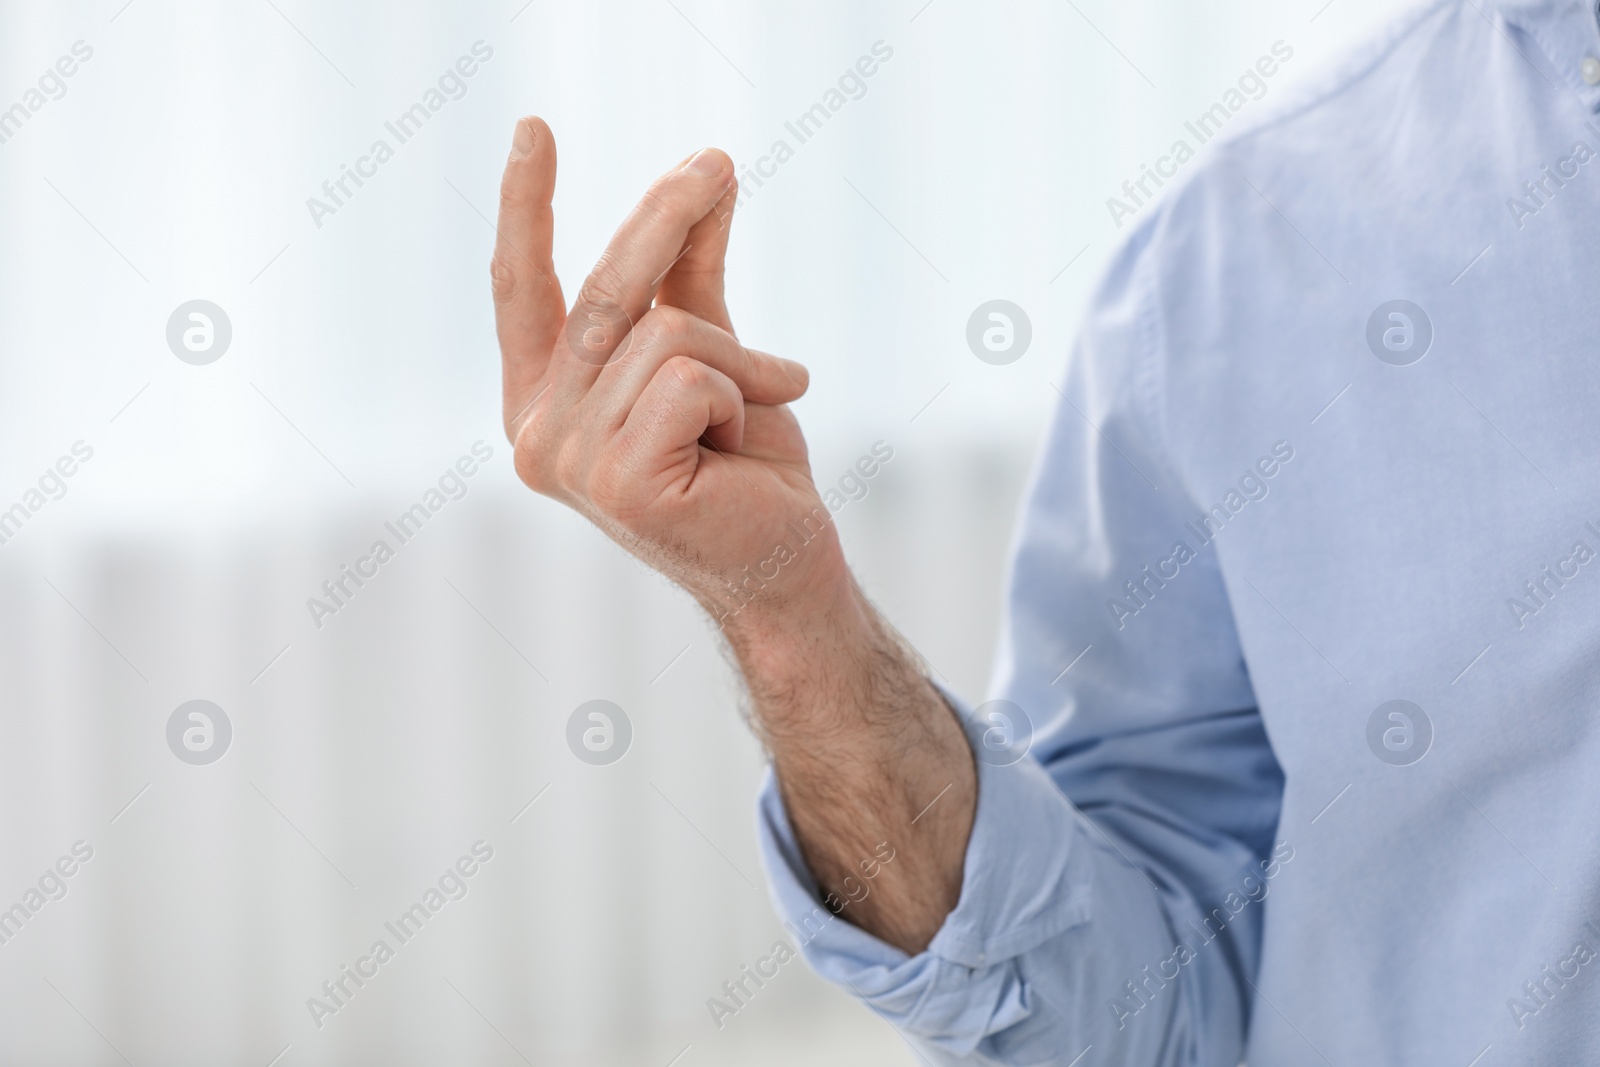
[1486,0,1600,110]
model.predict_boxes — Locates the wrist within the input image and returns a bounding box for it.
[699,518,857,642]
[714,551,871,686]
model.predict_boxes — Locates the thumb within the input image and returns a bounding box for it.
[655,149,738,335]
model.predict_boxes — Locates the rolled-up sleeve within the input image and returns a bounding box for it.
[758,749,1098,1061]
[754,196,1286,1066]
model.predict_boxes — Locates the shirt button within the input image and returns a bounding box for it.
[1583,55,1600,84]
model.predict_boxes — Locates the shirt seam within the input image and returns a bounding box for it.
[1204,0,1460,159]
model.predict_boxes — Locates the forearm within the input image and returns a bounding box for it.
[721,564,976,954]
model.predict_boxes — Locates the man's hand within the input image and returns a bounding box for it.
[492,116,976,955]
[491,116,845,635]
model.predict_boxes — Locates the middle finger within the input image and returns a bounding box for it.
[559,148,735,373]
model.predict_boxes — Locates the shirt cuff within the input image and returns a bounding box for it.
[754,693,1096,1056]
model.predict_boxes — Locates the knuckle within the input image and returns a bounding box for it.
[511,403,562,492]
[734,341,759,381]
[649,304,693,334]
[489,250,519,303]
[551,439,587,496]
[634,306,690,354]
[497,160,534,217]
[576,258,629,317]
[512,435,550,494]
[661,353,706,391]
[635,184,682,228]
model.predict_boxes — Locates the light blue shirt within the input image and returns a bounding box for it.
[755,1,1600,1062]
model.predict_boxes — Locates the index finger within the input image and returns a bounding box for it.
[561,148,733,371]
[493,116,566,438]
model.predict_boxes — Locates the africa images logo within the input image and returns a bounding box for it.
[167,700,232,765]
[565,700,632,765]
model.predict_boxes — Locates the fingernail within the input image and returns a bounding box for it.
[780,358,809,388]
[683,148,725,177]
[511,121,535,159]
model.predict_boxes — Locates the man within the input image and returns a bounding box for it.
[490,0,1600,1061]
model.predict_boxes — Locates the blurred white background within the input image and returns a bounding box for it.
[0,1,1392,1063]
